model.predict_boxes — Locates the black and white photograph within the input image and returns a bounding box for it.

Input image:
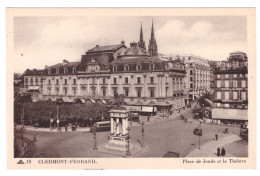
[6,7,256,169]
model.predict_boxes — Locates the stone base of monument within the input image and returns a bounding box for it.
[105,135,134,151]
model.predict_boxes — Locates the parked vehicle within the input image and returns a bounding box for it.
[90,121,110,132]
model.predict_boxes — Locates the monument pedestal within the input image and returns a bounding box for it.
[105,134,133,151]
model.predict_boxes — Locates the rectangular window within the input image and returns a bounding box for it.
[73,79,76,84]
[137,77,141,84]
[124,88,129,97]
[241,91,247,100]
[103,78,106,84]
[233,74,237,78]
[217,80,221,88]
[217,92,221,99]
[150,89,155,97]
[102,89,106,97]
[150,77,154,83]
[224,80,229,88]
[64,79,67,85]
[113,89,117,96]
[92,78,95,84]
[217,74,221,78]
[233,91,238,100]
[124,65,129,71]
[225,74,229,78]
[125,77,128,84]
[48,79,51,85]
[64,88,67,95]
[233,80,237,88]
[113,77,117,84]
[190,77,193,81]
[56,79,59,85]
[73,88,77,95]
[137,65,141,71]
[190,70,193,75]
[92,88,96,96]
[224,91,229,100]
[241,80,246,88]
[137,89,141,97]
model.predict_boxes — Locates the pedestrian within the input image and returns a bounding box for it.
[215,134,218,141]
[217,147,220,157]
[147,116,150,122]
[65,125,68,132]
[221,147,226,157]
[184,117,187,123]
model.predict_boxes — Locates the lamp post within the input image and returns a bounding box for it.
[126,126,131,156]
[141,121,145,148]
[92,124,98,151]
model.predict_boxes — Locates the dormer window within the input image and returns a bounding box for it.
[113,65,117,72]
[124,65,129,71]
[73,67,76,74]
[149,64,154,70]
[56,68,59,74]
[64,68,68,74]
[137,64,141,71]
[48,69,51,75]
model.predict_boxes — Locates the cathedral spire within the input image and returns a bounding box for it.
[148,20,158,56]
[138,22,146,50]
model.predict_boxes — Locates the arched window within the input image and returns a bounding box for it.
[124,65,129,71]
[73,67,76,74]
[113,65,117,72]
[137,64,141,71]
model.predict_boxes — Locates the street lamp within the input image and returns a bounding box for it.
[126,126,131,156]
[141,121,145,148]
[92,124,98,151]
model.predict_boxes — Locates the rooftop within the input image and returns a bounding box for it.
[86,44,126,54]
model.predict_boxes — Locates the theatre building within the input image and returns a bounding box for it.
[212,51,248,124]
[110,42,186,115]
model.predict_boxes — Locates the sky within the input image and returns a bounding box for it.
[13,16,247,73]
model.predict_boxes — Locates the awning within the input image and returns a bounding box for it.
[62,97,74,103]
[142,107,153,112]
[124,105,142,111]
[90,99,96,103]
[28,86,40,91]
[101,100,106,104]
[80,99,86,103]
[212,108,248,121]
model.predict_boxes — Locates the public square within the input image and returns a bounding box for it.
[17,106,248,158]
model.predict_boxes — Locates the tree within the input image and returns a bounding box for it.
[111,93,126,108]
[197,91,214,107]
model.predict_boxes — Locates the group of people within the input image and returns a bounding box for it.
[217,147,226,157]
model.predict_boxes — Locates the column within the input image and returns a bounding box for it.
[169,76,173,97]
[111,117,114,134]
[125,118,128,132]
[131,75,134,97]
[97,77,100,96]
[77,78,80,97]
[122,118,126,135]
[116,118,120,135]
[162,76,166,97]
[108,77,111,96]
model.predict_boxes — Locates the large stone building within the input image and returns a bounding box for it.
[212,51,248,124]
[21,22,188,115]
[179,55,211,101]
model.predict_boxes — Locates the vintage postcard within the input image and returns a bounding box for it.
[6,8,256,169]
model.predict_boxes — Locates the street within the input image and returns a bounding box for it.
[21,107,246,158]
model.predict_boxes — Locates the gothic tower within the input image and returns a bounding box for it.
[148,20,158,56]
[138,23,146,50]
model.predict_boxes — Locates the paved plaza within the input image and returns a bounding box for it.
[19,106,247,158]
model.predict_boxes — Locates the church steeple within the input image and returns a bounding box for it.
[138,22,146,50]
[148,20,158,56]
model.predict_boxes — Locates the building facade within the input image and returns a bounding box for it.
[179,55,211,100]
[23,69,44,101]
[212,51,248,124]
[213,51,248,108]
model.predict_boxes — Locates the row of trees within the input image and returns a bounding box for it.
[14,93,126,128]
